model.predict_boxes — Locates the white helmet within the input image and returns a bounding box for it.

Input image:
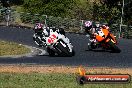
[84,21,92,27]
[84,21,93,34]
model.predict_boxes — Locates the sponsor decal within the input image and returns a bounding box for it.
[76,66,131,84]
[48,34,57,44]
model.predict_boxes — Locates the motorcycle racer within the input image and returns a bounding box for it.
[84,21,97,49]
[33,22,66,47]
[84,21,110,49]
[33,22,48,47]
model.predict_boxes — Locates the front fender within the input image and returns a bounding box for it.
[58,35,73,52]
[58,34,70,44]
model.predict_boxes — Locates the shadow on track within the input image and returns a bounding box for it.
[85,49,110,52]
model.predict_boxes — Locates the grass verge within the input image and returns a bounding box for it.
[0,65,132,88]
[0,40,30,56]
[0,72,131,88]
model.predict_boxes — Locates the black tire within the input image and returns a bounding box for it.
[56,41,72,56]
[47,47,55,56]
[87,42,97,50]
[107,40,121,53]
[91,42,97,49]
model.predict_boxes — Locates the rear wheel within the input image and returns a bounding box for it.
[107,40,121,53]
[47,47,55,56]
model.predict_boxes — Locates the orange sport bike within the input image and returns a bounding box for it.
[88,27,121,53]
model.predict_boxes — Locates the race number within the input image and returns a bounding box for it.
[95,28,104,37]
[48,34,57,44]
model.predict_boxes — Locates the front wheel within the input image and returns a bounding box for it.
[56,40,73,56]
[87,42,97,50]
[107,40,121,53]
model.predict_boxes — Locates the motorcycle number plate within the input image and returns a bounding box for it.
[98,29,104,37]
[48,34,57,44]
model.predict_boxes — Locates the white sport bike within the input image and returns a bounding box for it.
[43,29,75,57]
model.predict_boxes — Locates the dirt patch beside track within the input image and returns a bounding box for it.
[0,65,132,75]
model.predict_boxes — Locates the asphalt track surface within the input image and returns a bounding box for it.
[0,26,132,67]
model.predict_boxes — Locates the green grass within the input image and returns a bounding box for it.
[0,40,30,56]
[0,72,131,88]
